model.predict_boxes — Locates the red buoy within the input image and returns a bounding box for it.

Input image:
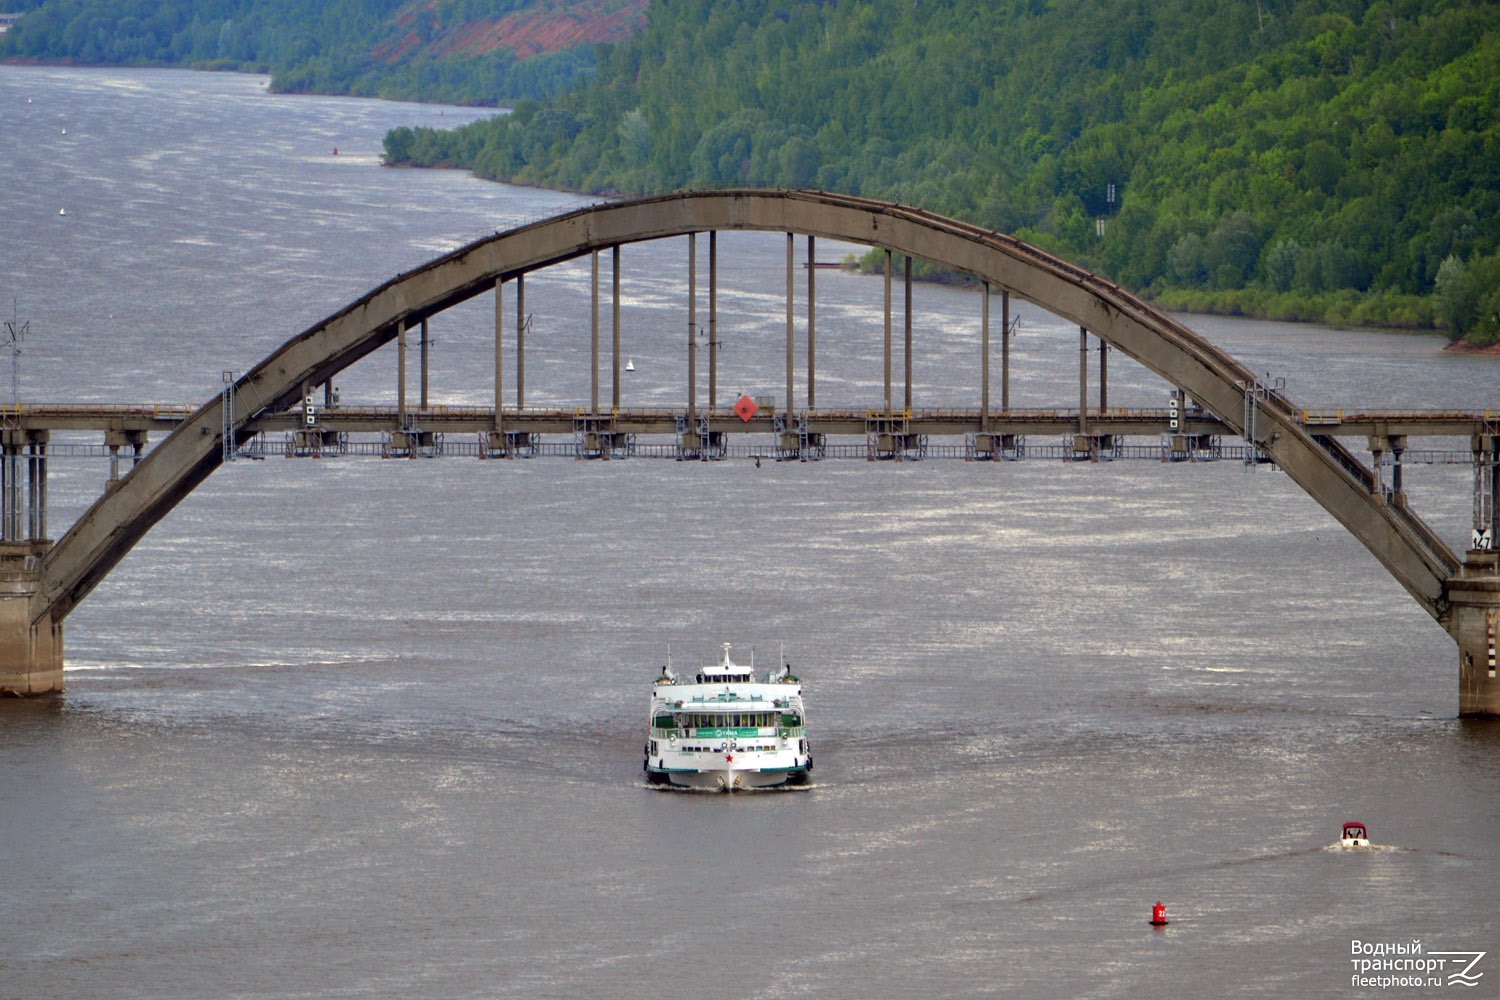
[1150,901,1169,926]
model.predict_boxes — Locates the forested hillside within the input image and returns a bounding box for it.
[0,0,646,103]
[382,0,1500,343]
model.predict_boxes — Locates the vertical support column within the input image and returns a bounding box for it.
[515,274,526,411]
[1099,340,1109,411]
[1455,432,1499,715]
[590,249,600,417]
[785,232,795,419]
[26,440,38,541]
[708,233,718,412]
[1001,289,1011,412]
[501,281,513,437]
[1473,433,1500,551]
[981,283,990,433]
[12,444,21,539]
[8,444,19,540]
[419,318,430,412]
[807,235,816,411]
[1390,435,1406,504]
[34,437,45,541]
[1078,327,1089,436]
[396,319,408,430]
[687,234,697,422]
[1490,435,1500,543]
[883,249,893,417]
[0,443,14,541]
[904,255,913,413]
[612,245,622,411]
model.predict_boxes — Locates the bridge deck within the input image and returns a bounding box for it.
[2,404,1495,438]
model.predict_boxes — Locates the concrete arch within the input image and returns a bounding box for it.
[38,190,1460,632]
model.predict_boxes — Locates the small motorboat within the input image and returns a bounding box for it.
[625,358,635,372]
[1339,821,1370,848]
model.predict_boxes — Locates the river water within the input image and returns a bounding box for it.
[1,66,1498,999]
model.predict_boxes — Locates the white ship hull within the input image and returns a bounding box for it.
[648,764,810,791]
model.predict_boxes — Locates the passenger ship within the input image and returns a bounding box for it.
[644,644,812,790]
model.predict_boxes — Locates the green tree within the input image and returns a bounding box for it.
[1433,254,1477,338]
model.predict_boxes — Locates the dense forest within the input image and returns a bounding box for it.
[380,0,1500,344]
[0,0,640,102]
[6,0,1497,341]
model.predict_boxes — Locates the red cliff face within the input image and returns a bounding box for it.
[376,0,648,63]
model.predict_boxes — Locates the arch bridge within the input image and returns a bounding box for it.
[1,191,1496,712]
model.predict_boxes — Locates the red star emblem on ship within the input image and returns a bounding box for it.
[724,753,734,763]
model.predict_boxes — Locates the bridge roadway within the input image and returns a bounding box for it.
[3,402,1496,442]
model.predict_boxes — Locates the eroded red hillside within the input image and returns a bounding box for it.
[378,0,648,62]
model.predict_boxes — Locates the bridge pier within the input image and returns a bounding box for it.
[1452,555,1500,716]
[0,541,61,696]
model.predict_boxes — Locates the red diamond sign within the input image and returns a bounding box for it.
[733,395,759,422]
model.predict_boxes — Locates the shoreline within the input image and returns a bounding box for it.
[1441,339,1500,356]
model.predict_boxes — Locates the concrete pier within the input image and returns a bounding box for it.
[1452,554,1500,716]
[0,541,61,696]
